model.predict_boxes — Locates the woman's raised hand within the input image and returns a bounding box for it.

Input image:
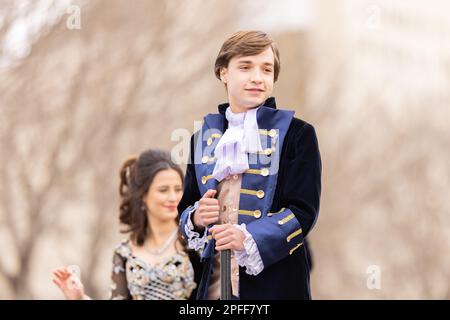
[52,267,87,300]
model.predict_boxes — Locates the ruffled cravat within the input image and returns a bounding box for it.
[212,106,263,182]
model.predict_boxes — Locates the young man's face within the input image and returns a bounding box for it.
[220,46,275,113]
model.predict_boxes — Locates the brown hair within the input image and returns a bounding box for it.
[119,149,184,246]
[214,30,281,82]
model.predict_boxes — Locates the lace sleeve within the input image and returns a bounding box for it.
[184,202,208,251]
[109,251,131,300]
[233,223,264,276]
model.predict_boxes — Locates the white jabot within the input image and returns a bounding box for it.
[212,106,263,182]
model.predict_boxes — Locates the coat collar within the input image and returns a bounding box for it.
[218,97,277,116]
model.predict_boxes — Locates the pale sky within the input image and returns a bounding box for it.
[0,0,74,69]
[0,0,314,69]
[238,0,314,33]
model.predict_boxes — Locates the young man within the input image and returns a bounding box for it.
[178,30,322,300]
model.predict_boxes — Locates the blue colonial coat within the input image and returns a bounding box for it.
[178,97,322,300]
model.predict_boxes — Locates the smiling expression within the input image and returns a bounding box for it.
[220,46,275,113]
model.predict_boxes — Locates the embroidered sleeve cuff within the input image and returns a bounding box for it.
[233,223,264,276]
[184,201,207,251]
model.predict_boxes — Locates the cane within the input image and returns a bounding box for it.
[220,249,232,300]
[219,207,232,300]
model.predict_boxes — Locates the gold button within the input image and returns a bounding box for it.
[264,148,272,155]
[253,210,262,218]
[201,176,207,184]
[256,190,265,199]
[267,212,273,217]
[207,137,213,146]
[269,129,277,137]
[278,220,284,225]
[202,156,209,163]
[260,168,269,176]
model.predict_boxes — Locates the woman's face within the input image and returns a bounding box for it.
[144,169,183,223]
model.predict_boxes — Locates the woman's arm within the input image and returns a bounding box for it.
[109,251,131,300]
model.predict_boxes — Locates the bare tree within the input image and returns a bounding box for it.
[0,0,242,299]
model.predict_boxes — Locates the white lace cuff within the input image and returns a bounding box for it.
[233,223,264,276]
[184,201,207,251]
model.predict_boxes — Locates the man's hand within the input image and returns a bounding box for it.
[192,189,219,229]
[210,224,245,251]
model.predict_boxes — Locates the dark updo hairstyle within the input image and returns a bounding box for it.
[119,149,184,246]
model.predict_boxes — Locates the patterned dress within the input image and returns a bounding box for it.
[109,240,196,300]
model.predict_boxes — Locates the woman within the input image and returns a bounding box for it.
[52,149,201,300]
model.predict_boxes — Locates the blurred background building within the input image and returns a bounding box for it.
[0,0,449,299]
